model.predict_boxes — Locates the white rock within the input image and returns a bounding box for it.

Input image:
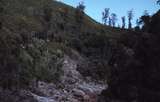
[31,93,56,102]
[78,84,94,94]
[72,88,85,97]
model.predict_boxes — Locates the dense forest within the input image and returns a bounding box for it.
[0,0,160,102]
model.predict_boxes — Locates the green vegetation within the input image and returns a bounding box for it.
[1,0,160,102]
[0,0,66,89]
[0,0,121,90]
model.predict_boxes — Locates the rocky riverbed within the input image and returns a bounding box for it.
[31,55,107,102]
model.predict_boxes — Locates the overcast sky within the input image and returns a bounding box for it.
[60,0,159,27]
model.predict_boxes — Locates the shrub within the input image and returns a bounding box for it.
[0,30,31,89]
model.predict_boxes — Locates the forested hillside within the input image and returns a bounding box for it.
[0,0,160,102]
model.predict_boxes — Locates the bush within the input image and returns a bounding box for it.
[0,30,31,89]
[0,29,64,89]
[27,39,64,83]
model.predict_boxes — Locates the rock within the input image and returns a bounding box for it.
[83,95,90,101]
[38,81,46,89]
[31,93,56,102]
[68,98,79,102]
[0,89,37,102]
[28,56,107,102]
[65,77,77,84]
[72,88,86,97]
[86,77,92,82]
[78,85,93,94]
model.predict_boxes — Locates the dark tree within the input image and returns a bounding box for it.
[121,16,126,29]
[144,10,149,16]
[76,1,85,12]
[139,10,150,32]
[157,0,160,5]
[148,10,160,34]
[134,19,141,31]
[108,17,112,26]
[128,10,134,29]
[75,1,85,25]
[111,13,117,27]
[102,8,110,25]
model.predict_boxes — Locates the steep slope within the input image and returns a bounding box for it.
[0,0,136,102]
[0,0,122,82]
[98,10,160,102]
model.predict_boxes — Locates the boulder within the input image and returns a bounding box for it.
[72,88,86,97]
